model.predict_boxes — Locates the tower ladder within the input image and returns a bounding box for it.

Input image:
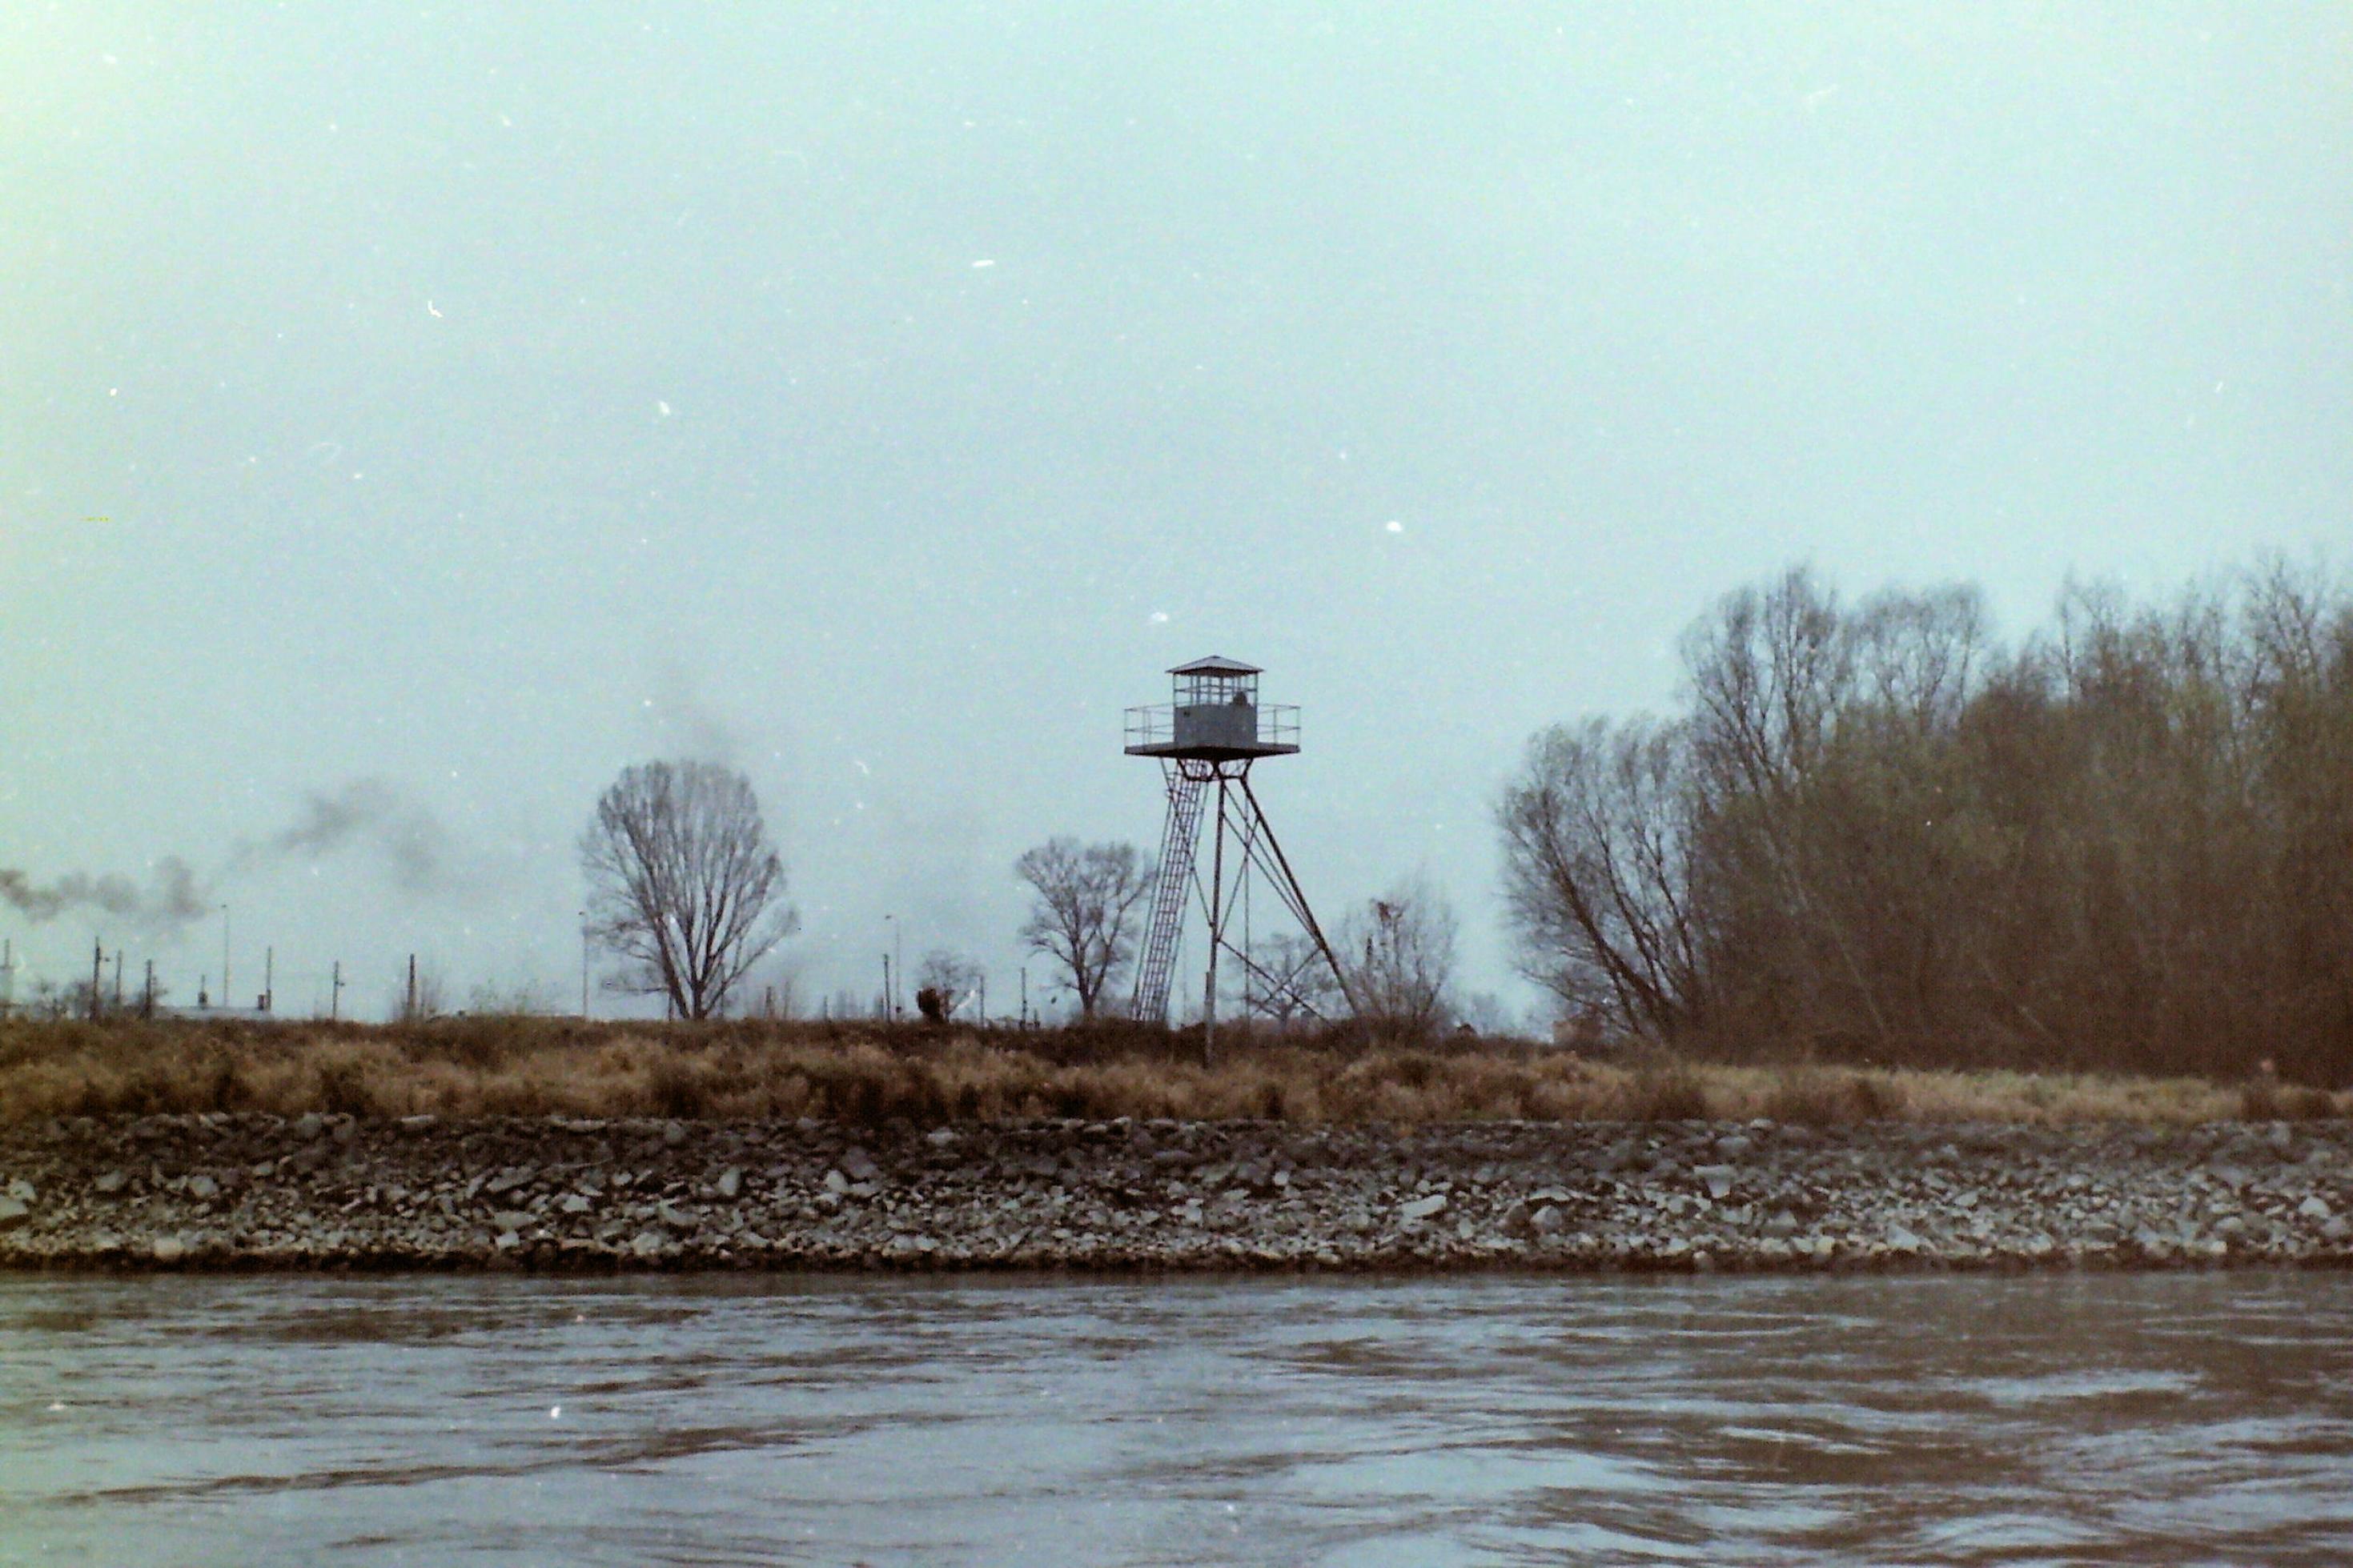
[1130,765,1207,1021]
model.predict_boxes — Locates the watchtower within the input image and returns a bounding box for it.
[1125,657,1351,1045]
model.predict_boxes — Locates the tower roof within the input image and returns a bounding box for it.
[1168,654,1262,676]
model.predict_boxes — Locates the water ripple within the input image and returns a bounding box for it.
[4,1271,2351,1566]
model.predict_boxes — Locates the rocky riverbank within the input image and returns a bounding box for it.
[1,1112,2348,1273]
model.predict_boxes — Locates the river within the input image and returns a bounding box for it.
[4,1271,2350,1565]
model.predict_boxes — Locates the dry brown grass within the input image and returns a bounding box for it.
[0,1017,2340,1129]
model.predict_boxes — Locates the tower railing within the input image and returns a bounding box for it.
[1122,704,1300,752]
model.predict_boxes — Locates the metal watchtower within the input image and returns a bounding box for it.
[1125,656,1351,1046]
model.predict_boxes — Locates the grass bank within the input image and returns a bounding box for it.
[1,1017,2340,1129]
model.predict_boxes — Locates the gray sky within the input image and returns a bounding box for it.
[5,3,2348,1020]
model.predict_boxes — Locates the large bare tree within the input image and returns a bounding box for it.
[1498,716,1705,1040]
[580,760,797,1020]
[1014,838,1153,1019]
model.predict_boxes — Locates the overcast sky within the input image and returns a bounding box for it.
[4,3,2348,1021]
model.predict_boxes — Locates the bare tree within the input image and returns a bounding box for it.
[1498,716,1705,1039]
[1339,877,1460,1041]
[914,949,985,1021]
[1014,838,1154,1019]
[580,760,797,1020]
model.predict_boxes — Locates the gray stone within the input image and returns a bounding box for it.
[926,1129,958,1148]
[490,1210,535,1233]
[2299,1195,2332,1221]
[1885,1223,1924,1253]
[0,1197,28,1230]
[292,1113,325,1141]
[716,1168,743,1200]
[187,1175,219,1201]
[94,1171,126,1195]
[823,1169,851,1195]
[1694,1165,1736,1200]
[560,1194,593,1216]
[1714,1135,1753,1161]
[1530,1205,1565,1236]
[628,1229,669,1257]
[662,1121,687,1147]
[1399,1193,1448,1222]
[841,1148,881,1183]
[151,1234,187,1263]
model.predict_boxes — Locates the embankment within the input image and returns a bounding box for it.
[2,1111,2347,1273]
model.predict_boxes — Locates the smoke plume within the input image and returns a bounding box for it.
[0,857,211,932]
[237,779,460,894]
[640,661,740,764]
[2,780,473,946]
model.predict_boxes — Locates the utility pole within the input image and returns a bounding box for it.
[406,953,417,1022]
[263,946,273,1013]
[331,960,344,1021]
[881,952,892,1021]
[112,950,124,1012]
[578,910,590,1020]
[90,939,104,1021]
[1020,964,1029,1029]
[143,959,155,1017]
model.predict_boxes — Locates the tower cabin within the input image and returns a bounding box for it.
[1124,655,1299,762]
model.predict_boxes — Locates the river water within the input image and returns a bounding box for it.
[4,1270,2349,1566]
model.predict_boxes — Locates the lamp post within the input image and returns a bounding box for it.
[220,904,231,1013]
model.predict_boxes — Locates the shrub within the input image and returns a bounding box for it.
[1623,1061,1711,1121]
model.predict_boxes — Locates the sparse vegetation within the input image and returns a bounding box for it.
[0,1017,2338,1129]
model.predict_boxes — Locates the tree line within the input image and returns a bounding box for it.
[1500,562,2353,1083]
[562,558,2349,1078]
